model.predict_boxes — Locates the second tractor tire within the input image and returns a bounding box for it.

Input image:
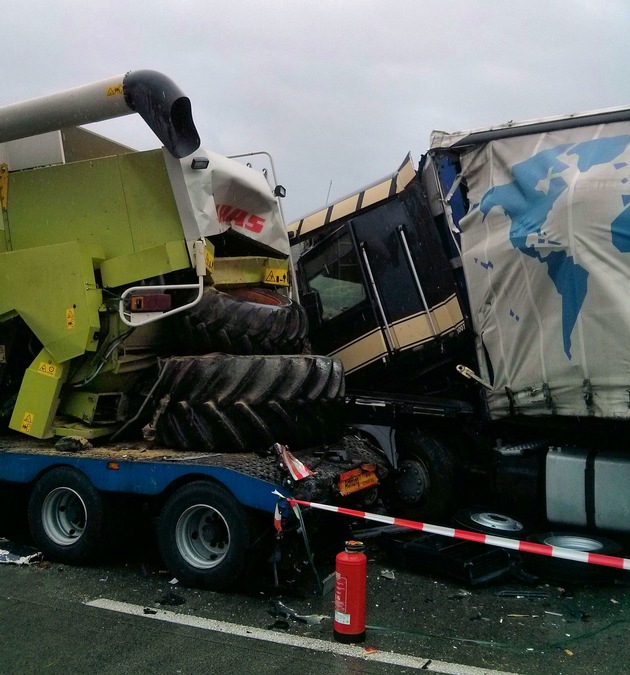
[152,353,345,453]
[168,287,308,356]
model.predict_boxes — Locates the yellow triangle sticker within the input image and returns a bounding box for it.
[21,412,34,433]
[263,267,288,286]
[106,84,124,97]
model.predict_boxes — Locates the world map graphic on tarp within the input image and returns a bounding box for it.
[478,135,630,359]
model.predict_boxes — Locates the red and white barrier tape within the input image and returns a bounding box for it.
[283,497,630,571]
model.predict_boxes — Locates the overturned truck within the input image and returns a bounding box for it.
[290,105,630,540]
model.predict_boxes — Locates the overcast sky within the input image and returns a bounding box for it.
[2,1,629,223]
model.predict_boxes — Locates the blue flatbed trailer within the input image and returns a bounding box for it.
[0,438,283,512]
[0,436,290,589]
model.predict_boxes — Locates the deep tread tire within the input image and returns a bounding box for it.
[169,287,308,356]
[28,467,105,564]
[157,481,249,589]
[153,354,345,453]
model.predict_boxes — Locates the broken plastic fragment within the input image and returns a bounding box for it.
[0,539,42,565]
[268,598,328,625]
[274,443,314,481]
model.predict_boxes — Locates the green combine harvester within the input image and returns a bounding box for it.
[0,70,331,451]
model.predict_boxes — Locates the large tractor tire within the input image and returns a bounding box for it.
[151,353,345,453]
[168,287,308,356]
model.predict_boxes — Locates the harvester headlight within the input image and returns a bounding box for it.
[191,157,209,170]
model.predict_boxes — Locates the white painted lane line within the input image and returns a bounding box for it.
[85,598,519,675]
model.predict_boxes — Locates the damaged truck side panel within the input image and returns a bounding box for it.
[291,105,630,534]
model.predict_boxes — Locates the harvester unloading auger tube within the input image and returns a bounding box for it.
[0,70,199,157]
[0,71,316,449]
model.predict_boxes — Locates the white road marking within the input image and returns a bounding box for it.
[86,598,518,675]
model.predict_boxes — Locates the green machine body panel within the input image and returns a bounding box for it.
[6,149,192,277]
[9,349,70,438]
[0,148,197,439]
[0,163,8,253]
[0,240,104,362]
[99,239,190,287]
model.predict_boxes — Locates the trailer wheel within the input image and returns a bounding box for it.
[524,531,623,583]
[157,481,250,589]
[153,354,345,453]
[391,431,456,520]
[454,509,526,536]
[28,467,105,564]
[170,287,308,356]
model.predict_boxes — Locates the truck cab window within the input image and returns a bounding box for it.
[303,232,366,321]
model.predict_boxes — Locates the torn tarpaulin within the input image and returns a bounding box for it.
[0,538,42,565]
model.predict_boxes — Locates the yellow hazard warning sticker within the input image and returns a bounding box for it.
[66,308,75,329]
[264,268,289,286]
[37,362,58,377]
[205,248,215,272]
[21,412,34,434]
[106,83,124,97]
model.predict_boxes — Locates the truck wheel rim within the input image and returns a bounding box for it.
[396,458,430,505]
[469,512,523,532]
[539,534,604,552]
[42,487,87,546]
[175,504,230,569]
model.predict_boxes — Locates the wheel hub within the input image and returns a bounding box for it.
[176,504,230,569]
[539,534,604,551]
[469,511,523,533]
[395,458,430,505]
[42,487,87,546]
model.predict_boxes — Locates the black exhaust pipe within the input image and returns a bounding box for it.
[0,70,200,158]
[122,70,200,158]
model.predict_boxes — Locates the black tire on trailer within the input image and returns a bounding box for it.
[153,354,345,453]
[157,481,249,589]
[170,286,308,356]
[523,531,623,583]
[454,508,526,537]
[27,467,106,564]
[391,430,457,520]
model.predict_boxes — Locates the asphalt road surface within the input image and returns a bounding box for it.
[1,526,630,675]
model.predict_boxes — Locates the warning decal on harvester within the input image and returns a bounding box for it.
[66,308,75,329]
[205,248,214,272]
[21,412,34,434]
[264,268,288,286]
[106,83,123,97]
[37,362,57,377]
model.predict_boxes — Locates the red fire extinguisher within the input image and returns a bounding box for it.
[334,540,367,643]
